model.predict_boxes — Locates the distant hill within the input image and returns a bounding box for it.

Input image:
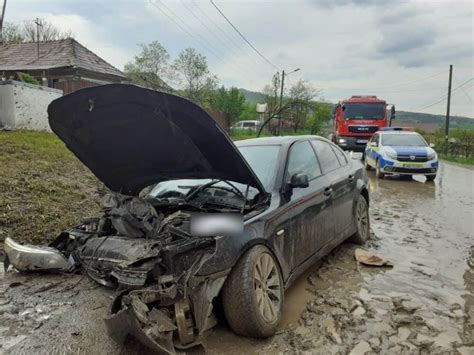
[395,111,474,129]
[239,88,265,103]
[238,88,474,129]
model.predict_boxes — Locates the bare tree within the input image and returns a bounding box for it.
[124,41,172,92]
[172,48,218,107]
[22,18,72,42]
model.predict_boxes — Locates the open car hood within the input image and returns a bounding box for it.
[48,84,265,195]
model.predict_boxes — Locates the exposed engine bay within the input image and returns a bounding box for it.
[5,191,250,353]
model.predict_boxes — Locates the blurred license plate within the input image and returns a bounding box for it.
[403,164,423,168]
[356,139,368,144]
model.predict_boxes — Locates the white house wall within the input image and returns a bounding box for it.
[0,81,63,131]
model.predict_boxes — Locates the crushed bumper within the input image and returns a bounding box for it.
[105,274,228,353]
[4,237,70,271]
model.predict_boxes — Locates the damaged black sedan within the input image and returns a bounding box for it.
[4,84,370,353]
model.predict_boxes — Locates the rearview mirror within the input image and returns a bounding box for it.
[290,173,309,188]
[429,143,435,148]
[391,105,396,120]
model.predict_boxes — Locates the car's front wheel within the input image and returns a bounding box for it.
[350,195,370,244]
[375,160,385,179]
[222,245,283,337]
[364,156,373,170]
[426,174,436,182]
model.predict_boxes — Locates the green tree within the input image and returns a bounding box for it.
[210,86,246,123]
[124,41,172,92]
[288,80,318,132]
[308,102,332,134]
[239,102,257,121]
[172,48,218,107]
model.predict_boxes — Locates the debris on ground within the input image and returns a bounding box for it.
[354,248,393,267]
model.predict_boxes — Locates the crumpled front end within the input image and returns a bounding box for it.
[3,192,232,353]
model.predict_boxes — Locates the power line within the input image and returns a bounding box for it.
[149,0,250,78]
[210,0,280,71]
[415,77,473,111]
[178,0,257,77]
[191,0,270,74]
[454,74,473,103]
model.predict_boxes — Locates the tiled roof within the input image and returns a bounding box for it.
[0,38,125,79]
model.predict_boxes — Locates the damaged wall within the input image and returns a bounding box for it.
[0,80,63,131]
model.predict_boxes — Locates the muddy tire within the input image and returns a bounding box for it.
[222,245,283,338]
[350,195,370,244]
[426,175,436,182]
[364,157,373,171]
[375,160,385,179]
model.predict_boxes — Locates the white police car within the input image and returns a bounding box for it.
[364,128,438,181]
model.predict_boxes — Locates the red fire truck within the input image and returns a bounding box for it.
[332,95,395,152]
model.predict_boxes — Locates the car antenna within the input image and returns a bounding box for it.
[241,184,250,214]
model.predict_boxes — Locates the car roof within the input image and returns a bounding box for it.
[379,130,420,135]
[234,135,332,148]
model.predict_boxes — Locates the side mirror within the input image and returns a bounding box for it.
[391,105,396,120]
[289,173,309,188]
[369,141,377,147]
[429,143,435,148]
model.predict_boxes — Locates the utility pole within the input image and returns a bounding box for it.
[0,0,7,44]
[444,64,453,155]
[277,70,285,135]
[34,17,42,58]
[277,67,300,135]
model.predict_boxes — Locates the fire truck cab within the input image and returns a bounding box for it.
[332,95,395,152]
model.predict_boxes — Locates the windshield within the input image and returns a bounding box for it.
[237,145,280,190]
[144,145,279,202]
[382,134,427,147]
[343,103,386,120]
[146,179,258,200]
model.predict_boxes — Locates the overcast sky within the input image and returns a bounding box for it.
[4,0,474,117]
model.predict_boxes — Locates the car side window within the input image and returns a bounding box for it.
[287,141,322,180]
[311,140,340,173]
[331,145,348,166]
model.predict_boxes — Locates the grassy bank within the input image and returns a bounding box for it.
[0,130,102,244]
[440,154,474,166]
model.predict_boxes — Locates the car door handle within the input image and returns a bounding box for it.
[348,174,355,182]
[324,187,333,196]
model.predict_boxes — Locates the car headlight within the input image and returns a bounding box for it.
[384,151,397,159]
[338,138,347,144]
[427,152,437,160]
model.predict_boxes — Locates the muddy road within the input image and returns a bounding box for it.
[1,161,473,354]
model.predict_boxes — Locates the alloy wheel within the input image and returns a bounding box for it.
[253,253,282,323]
[357,198,369,239]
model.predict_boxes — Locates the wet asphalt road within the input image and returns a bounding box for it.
[1,161,473,354]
